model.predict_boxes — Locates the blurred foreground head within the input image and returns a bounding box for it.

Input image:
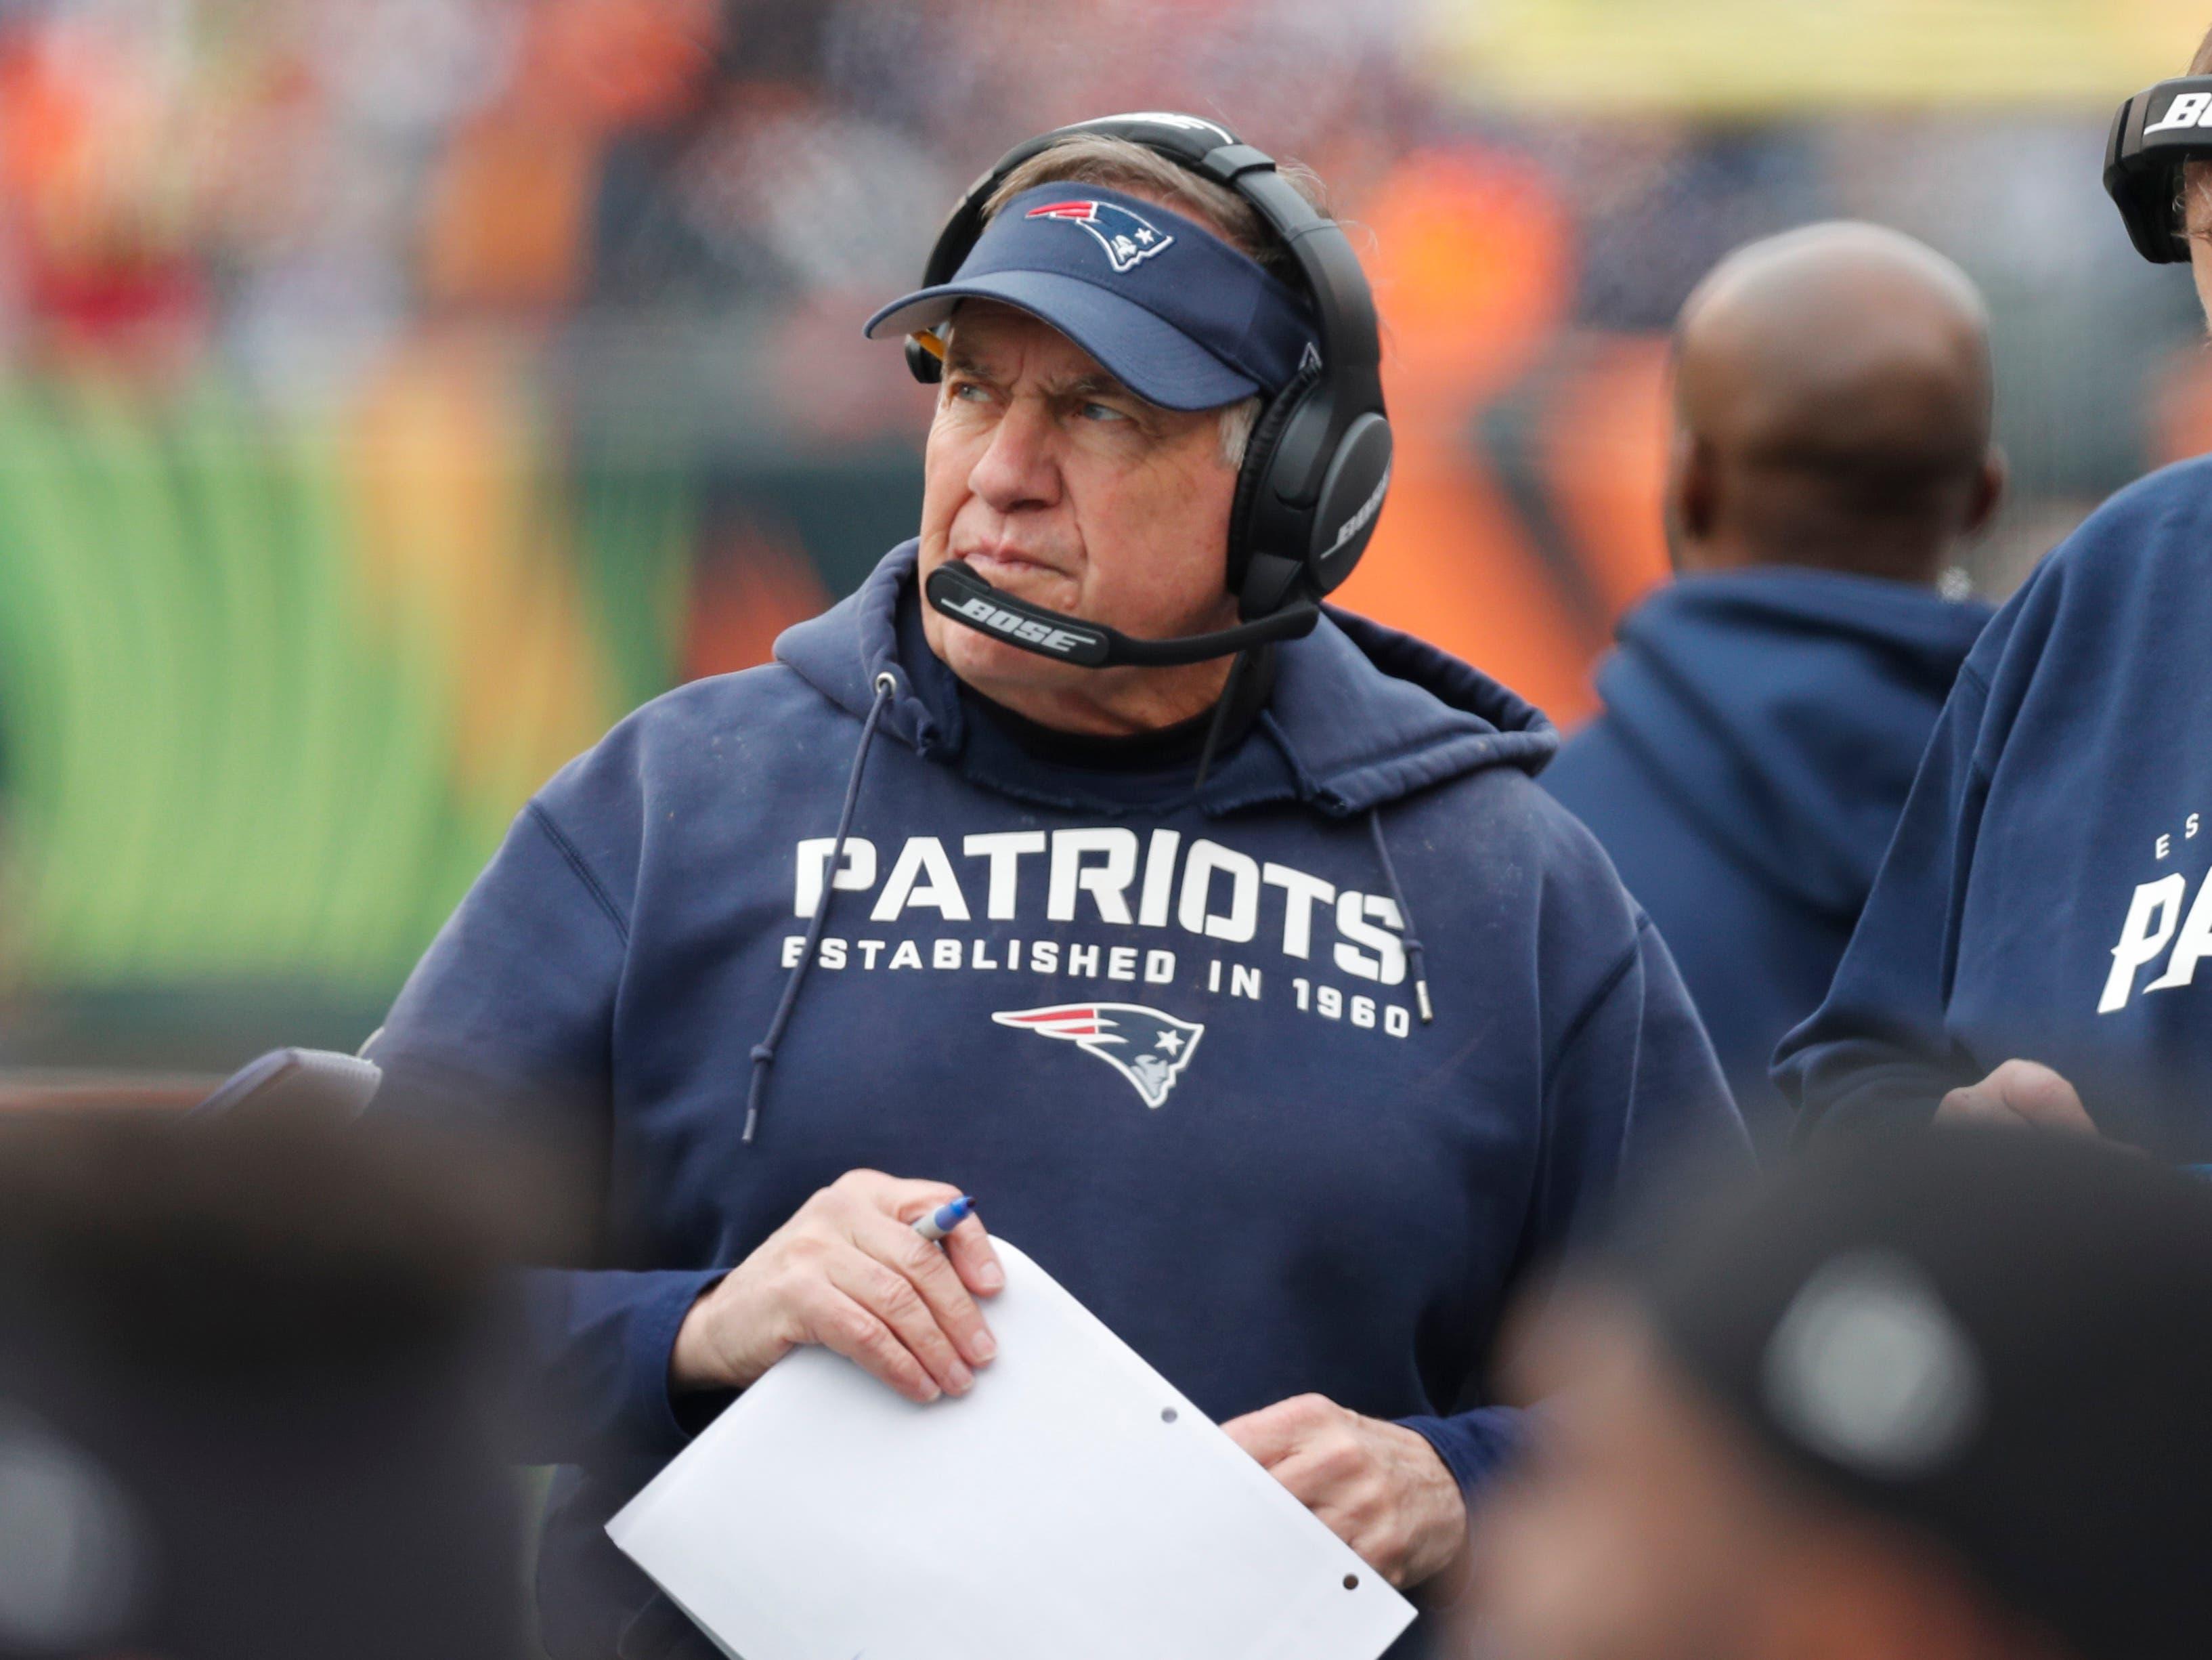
[1469,1130,2212,1660]
[0,1105,534,1660]
[1668,222,2003,587]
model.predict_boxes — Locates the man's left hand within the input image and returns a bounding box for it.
[1222,1393,1467,1590]
[1934,1058,2098,1136]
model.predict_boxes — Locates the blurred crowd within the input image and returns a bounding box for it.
[0,0,1412,394]
[0,1,2181,416]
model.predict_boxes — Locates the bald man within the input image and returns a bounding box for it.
[1544,225,1999,1154]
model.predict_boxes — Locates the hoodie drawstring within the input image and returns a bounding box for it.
[744,671,896,1145]
[1192,647,1252,794]
[1367,807,1434,1025]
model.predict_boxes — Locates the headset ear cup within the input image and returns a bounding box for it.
[905,335,945,385]
[1225,373,1316,601]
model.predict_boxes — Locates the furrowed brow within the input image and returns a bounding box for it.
[941,341,1002,381]
[1060,371,1156,410]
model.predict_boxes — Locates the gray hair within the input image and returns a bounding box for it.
[1218,395,1261,469]
[975,131,1320,473]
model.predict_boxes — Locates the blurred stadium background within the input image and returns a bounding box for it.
[1,0,2207,1078]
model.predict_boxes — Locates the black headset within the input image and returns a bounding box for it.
[909,112,1393,670]
[2106,76,2212,264]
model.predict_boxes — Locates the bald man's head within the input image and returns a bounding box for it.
[1668,222,2003,585]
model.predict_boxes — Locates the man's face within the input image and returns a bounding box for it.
[915,302,1242,716]
[1466,1297,1794,1660]
[2187,161,2212,331]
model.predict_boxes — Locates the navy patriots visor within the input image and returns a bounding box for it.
[864,182,1318,411]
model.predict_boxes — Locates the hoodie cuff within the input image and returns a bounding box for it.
[634,1269,731,1456]
[1395,1406,1523,1609]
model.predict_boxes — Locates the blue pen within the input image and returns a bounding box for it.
[913,1195,974,1243]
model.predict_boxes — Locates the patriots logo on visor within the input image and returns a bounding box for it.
[1024,199,1175,274]
[991,1003,1204,1108]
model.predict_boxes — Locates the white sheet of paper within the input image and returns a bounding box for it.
[607,1238,1418,1660]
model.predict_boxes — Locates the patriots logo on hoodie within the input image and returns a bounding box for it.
[1024,199,1175,274]
[991,1004,1204,1108]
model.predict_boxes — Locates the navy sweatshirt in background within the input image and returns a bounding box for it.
[1776,456,2212,1155]
[1542,569,1991,1154]
[368,542,1748,1659]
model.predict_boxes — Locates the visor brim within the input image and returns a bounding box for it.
[863,270,1263,412]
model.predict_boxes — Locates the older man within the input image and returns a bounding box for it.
[368,114,1744,1659]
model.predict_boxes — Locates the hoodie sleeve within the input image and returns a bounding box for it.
[1527,910,1750,1235]
[1399,903,1746,1521]
[1771,627,2012,1135]
[1390,1403,1523,1605]
[368,776,720,1466]
[1395,1407,1523,1516]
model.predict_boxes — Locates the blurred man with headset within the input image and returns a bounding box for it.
[1777,27,2212,1154]
[368,113,1745,1658]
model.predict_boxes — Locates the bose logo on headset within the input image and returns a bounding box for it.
[2148,91,2212,134]
[1320,465,1391,562]
[949,595,1097,656]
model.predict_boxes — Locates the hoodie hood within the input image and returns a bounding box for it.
[1587,568,1991,917]
[774,541,1556,818]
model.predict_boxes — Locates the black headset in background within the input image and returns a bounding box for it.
[2106,76,2212,263]
[909,112,1393,670]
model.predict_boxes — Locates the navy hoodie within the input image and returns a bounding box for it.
[368,543,1746,1659]
[1776,455,2212,1155]
[1542,570,1992,1155]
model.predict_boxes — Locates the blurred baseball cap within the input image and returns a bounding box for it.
[1622,1129,2212,1660]
[865,182,1317,411]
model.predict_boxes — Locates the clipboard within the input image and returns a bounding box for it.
[608,1239,1417,1660]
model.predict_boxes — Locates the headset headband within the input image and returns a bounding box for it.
[921,114,1381,392]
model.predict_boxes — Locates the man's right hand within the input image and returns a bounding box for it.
[669,1170,1003,1403]
[1934,1059,2098,1135]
